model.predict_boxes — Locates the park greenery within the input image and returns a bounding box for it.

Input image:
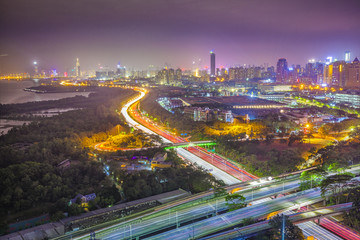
[99,147,224,201]
[0,88,136,229]
[102,130,161,149]
[293,96,360,116]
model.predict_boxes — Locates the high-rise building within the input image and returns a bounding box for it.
[276,58,288,83]
[33,61,38,75]
[76,58,81,77]
[168,68,175,85]
[324,64,333,85]
[346,57,360,87]
[116,62,126,78]
[228,67,237,80]
[156,68,169,85]
[332,61,347,86]
[216,68,220,76]
[345,51,351,63]
[175,68,182,81]
[116,62,121,74]
[314,62,324,84]
[210,50,215,77]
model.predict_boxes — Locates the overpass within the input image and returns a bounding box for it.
[200,203,353,240]
[163,140,216,149]
[70,166,360,240]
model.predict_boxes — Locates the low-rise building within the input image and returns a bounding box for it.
[186,107,234,123]
[334,90,360,108]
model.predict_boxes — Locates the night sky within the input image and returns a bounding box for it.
[1,0,360,73]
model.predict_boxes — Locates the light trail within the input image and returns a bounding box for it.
[120,88,241,185]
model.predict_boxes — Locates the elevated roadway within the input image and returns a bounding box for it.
[200,203,353,240]
[71,166,360,240]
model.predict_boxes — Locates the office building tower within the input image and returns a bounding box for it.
[332,61,347,86]
[175,68,182,81]
[276,58,288,83]
[346,57,360,87]
[168,68,175,85]
[216,68,220,76]
[345,51,351,63]
[76,58,81,77]
[314,62,325,84]
[228,67,237,80]
[116,62,121,74]
[116,62,126,78]
[210,51,215,77]
[326,57,333,65]
[324,64,333,85]
[33,61,38,75]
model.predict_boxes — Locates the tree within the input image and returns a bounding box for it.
[343,187,360,231]
[214,186,227,197]
[320,174,355,205]
[225,193,246,211]
[318,124,330,138]
[269,214,304,240]
[299,167,327,190]
[242,217,258,226]
[350,127,360,140]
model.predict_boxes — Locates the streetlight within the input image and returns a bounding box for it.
[305,123,311,143]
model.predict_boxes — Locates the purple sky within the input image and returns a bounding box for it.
[1,0,359,73]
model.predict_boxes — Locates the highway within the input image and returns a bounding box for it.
[282,210,342,240]
[120,89,241,185]
[70,166,360,239]
[200,203,353,240]
[297,220,342,240]
[319,217,360,240]
[74,176,302,240]
[146,189,336,240]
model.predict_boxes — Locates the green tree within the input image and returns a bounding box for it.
[225,193,246,211]
[343,187,360,231]
[269,214,304,240]
[318,124,330,138]
[214,186,227,198]
[299,167,327,190]
[242,217,257,226]
[320,174,354,205]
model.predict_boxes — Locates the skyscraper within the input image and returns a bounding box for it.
[175,68,182,81]
[33,61,38,75]
[276,58,288,83]
[346,57,360,87]
[210,50,215,77]
[345,51,351,63]
[76,58,81,77]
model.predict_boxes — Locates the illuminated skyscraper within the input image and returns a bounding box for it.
[346,57,360,87]
[210,50,215,77]
[33,61,38,75]
[76,58,81,77]
[175,68,182,81]
[276,58,288,83]
[345,51,351,63]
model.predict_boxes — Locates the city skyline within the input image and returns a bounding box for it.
[1,0,360,73]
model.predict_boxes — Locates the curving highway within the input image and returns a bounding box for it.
[121,89,241,185]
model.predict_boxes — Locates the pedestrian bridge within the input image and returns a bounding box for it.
[163,140,216,149]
